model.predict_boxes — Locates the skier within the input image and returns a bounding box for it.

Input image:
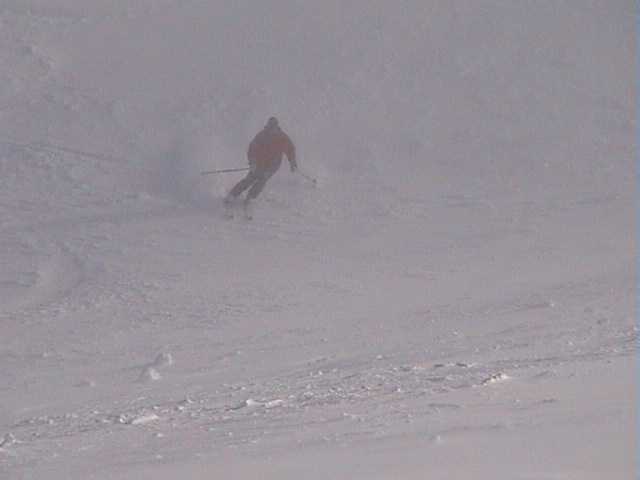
[224,116,297,216]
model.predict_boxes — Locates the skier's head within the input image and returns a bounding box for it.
[265,116,279,130]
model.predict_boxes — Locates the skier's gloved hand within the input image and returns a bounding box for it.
[290,163,297,173]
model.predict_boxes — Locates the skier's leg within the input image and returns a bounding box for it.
[227,171,258,200]
[245,162,279,201]
[242,171,272,220]
[245,174,269,201]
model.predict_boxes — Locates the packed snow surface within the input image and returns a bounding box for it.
[0,1,635,479]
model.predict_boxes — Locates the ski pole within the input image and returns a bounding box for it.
[200,167,250,175]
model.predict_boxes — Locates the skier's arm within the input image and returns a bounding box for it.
[285,136,297,172]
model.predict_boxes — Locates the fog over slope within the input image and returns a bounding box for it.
[0,1,635,479]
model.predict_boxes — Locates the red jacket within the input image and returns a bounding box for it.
[248,126,296,172]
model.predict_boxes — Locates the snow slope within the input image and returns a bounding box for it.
[0,1,635,478]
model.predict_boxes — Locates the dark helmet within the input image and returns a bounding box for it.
[265,116,279,130]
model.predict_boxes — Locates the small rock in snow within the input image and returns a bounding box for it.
[153,352,173,368]
[481,372,510,385]
[0,433,17,448]
[231,398,260,410]
[138,366,162,382]
[264,399,283,409]
[129,413,160,425]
